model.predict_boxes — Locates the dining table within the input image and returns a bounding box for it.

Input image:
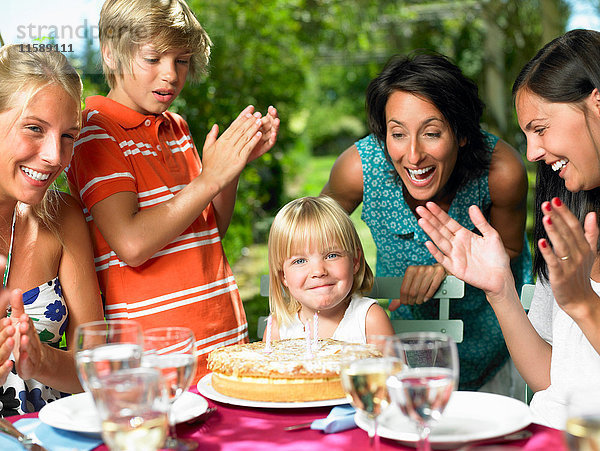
[7,385,570,451]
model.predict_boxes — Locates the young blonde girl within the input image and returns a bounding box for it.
[266,196,394,344]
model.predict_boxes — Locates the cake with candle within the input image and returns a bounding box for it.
[207,338,379,402]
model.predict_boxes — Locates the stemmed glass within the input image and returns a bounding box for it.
[385,332,459,451]
[340,337,396,451]
[93,367,169,451]
[143,327,197,451]
[74,319,144,395]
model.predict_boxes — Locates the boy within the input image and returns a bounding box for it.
[67,0,279,381]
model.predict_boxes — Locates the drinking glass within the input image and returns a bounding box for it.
[385,332,459,451]
[565,388,600,450]
[74,320,143,395]
[93,367,169,451]
[143,327,197,451]
[340,338,395,451]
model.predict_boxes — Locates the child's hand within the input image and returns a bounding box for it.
[200,105,268,190]
[248,105,280,163]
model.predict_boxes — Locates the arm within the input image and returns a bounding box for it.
[487,139,529,259]
[212,106,280,237]
[15,193,104,393]
[320,144,364,215]
[365,303,395,341]
[90,106,270,267]
[416,202,552,391]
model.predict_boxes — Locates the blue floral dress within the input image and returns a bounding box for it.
[357,133,533,390]
[0,278,69,416]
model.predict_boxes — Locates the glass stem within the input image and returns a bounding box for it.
[416,423,431,451]
[368,416,380,451]
[167,405,178,441]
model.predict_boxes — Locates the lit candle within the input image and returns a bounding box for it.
[312,311,319,351]
[304,319,313,357]
[264,315,273,353]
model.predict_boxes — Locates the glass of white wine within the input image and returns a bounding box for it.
[565,388,600,451]
[340,338,395,451]
[94,367,169,451]
[143,327,197,451]
[385,332,459,451]
[74,320,143,396]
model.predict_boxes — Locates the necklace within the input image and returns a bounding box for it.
[2,209,16,288]
[3,209,16,316]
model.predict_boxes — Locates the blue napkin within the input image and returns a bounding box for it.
[310,404,357,433]
[14,418,103,451]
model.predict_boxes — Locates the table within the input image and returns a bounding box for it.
[10,390,569,450]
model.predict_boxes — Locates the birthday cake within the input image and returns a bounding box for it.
[207,338,378,402]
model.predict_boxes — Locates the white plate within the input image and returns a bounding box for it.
[38,391,209,434]
[356,391,531,447]
[197,373,347,408]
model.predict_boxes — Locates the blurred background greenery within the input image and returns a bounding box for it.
[56,0,596,340]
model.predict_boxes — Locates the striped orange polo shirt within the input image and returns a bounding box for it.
[67,96,248,382]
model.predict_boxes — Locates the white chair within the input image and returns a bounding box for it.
[520,283,535,404]
[257,274,465,343]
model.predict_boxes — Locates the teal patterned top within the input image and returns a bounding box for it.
[357,133,533,390]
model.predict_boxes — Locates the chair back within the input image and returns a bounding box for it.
[257,274,465,343]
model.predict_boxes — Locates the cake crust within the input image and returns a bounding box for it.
[207,338,378,402]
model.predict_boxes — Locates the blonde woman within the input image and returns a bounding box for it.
[0,45,103,416]
[266,196,393,344]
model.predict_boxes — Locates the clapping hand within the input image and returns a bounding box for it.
[200,105,280,191]
[6,292,45,382]
[538,198,598,317]
[416,202,514,301]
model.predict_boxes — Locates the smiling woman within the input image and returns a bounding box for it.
[322,51,533,395]
[0,44,103,417]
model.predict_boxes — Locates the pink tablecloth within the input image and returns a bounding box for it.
[11,390,569,450]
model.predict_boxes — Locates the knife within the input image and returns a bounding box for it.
[0,418,48,451]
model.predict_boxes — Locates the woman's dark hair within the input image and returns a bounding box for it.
[513,29,600,280]
[533,163,600,280]
[512,29,600,104]
[365,51,490,196]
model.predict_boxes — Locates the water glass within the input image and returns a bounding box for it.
[94,367,169,451]
[565,388,600,451]
[143,327,197,451]
[385,332,459,451]
[74,319,143,394]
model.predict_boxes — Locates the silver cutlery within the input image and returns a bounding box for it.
[185,406,217,426]
[0,418,48,451]
[284,421,314,431]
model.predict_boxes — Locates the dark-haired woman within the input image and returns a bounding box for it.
[322,52,532,394]
[416,29,600,429]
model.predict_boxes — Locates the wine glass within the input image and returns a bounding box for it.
[565,387,600,450]
[93,367,169,451]
[340,338,394,451]
[385,332,459,451]
[142,327,197,451]
[74,320,143,395]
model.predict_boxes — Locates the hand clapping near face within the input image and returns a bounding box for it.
[538,198,599,318]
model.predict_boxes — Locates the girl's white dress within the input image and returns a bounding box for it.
[277,294,378,344]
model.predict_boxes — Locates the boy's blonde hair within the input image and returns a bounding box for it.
[99,0,212,89]
[0,44,82,236]
[267,196,373,326]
